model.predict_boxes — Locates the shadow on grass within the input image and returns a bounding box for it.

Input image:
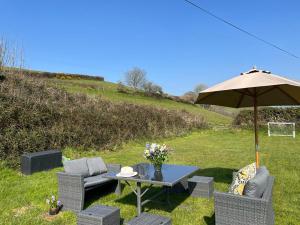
[195,167,236,184]
[83,167,234,222]
[115,186,189,213]
[204,213,215,225]
[84,181,119,208]
[84,182,127,224]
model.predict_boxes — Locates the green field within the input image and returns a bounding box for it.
[48,78,231,126]
[1,129,299,225]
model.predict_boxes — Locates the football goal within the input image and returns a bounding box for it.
[267,122,296,138]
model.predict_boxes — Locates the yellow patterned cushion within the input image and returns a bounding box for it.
[229,162,256,195]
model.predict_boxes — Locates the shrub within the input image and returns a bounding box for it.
[0,75,207,167]
[5,67,105,81]
[180,91,197,103]
[143,82,163,96]
[233,107,300,129]
[117,81,130,93]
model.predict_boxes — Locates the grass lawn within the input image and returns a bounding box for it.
[0,129,299,225]
[48,78,231,126]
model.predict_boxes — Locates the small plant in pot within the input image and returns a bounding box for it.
[46,195,62,215]
[144,143,171,172]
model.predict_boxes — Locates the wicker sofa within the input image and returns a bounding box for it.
[214,172,275,225]
[57,159,121,212]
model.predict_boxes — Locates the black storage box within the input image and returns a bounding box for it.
[21,150,62,175]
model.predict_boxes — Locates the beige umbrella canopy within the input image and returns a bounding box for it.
[195,68,300,167]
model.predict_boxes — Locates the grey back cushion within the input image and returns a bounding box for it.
[87,157,108,176]
[63,158,89,177]
[243,166,269,198]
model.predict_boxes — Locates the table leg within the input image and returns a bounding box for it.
[136,182,142,216]
[164,186,171,206]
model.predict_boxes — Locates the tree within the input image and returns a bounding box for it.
[0,37,24,76]
[194,83,208,93]
[125,67,147,90]
[143,81,163,95]
[181,91,197,103]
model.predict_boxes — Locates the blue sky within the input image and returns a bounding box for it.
[1,0,300,95]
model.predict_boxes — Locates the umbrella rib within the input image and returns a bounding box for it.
[195,92,216,104]
[233,89,253,97]
[236,93,245,108]
[257,86,277,97]
[276,86,300,104]
[246,88,256,96]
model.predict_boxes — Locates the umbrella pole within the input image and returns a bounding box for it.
[254,95,259,168]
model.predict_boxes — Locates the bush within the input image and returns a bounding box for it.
[180,91,197,103]
[0,75,207,167]
[143,82,163,96]
[116,81,129,93]
[233,107,300,128]
[6,67,105,81]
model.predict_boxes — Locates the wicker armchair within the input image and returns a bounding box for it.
[214,173,274,225]
[57,164,121,212]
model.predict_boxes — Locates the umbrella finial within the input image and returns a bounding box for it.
[241,66,259,75]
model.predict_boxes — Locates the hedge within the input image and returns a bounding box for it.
[0,75,207,167]
[233,107,300,128]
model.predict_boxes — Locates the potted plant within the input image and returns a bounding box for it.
[144,143,170,172]
[46,195,62,215]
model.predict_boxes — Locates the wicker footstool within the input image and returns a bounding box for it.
[77,205,120,225]
[188,176,214,198]
[125,213,172,225]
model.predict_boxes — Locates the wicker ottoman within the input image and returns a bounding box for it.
[125,213,171,225]
[188,176,214,198]
[21,150,62,175]
[77,205,120,225]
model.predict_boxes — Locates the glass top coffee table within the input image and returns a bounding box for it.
[104,163,199,216]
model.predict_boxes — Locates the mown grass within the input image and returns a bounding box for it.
[49,79,231,126]
[0,129,299,225]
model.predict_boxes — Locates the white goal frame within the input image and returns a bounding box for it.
[267,122,296,138]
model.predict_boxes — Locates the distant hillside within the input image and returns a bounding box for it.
[47,78,232,126]
[5,67,232,126]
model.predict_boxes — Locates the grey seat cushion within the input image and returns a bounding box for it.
[83,174,112,188]
[63,158,89,177]
[243,166,270,198]
[87,157,108,176]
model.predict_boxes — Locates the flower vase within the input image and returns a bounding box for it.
[153,163,162,172]
[154,170,163,181]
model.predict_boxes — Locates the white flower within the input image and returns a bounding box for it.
[144,142,170,164]
[46,199,50,205]
[150,147,154,153]
[51,195,55,201]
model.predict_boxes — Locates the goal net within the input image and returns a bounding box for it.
[267,122,296,138]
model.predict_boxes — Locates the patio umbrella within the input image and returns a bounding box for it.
[195,67,300,167]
